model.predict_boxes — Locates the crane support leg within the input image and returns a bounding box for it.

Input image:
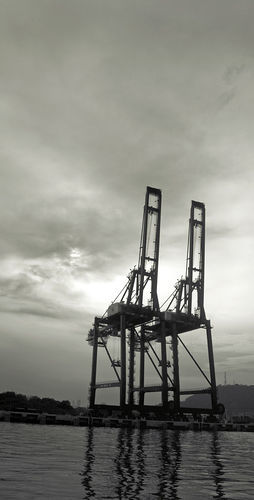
[89,318,98,408]
[120,314,126,408]
[128,327,135,407]
[139,326,145,409]
[161,320,168,407]
[206,320,217,410]
[172,323,180,412]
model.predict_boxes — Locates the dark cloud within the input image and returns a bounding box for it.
[0,278,81,321]
[223,63,246,85]
[217,88,236,109]
[0,189,135,270]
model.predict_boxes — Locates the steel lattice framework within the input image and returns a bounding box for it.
[87,187,221,416]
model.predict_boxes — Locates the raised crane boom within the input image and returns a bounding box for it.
[124,186,161,310]
[107,186,161,322]
[165,200,206,322]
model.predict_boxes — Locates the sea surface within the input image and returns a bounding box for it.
[0,422,254,499]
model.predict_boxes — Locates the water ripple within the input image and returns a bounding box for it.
[0,422,254,499]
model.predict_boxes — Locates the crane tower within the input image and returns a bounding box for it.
[87,187,221,417]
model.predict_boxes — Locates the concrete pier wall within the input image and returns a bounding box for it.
[1,410,254,432]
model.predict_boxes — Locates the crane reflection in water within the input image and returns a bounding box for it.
[211,431,226,499]
[80,427,227,499]
[81,427,227,499]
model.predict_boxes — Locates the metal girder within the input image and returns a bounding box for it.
[133,385,174,393]
[180,389,211,395]
[95,382,121,389]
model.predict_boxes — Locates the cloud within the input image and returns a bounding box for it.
[0,0,253,399]
[223,63,246,85]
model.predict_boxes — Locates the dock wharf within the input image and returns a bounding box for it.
[1,411,254,432]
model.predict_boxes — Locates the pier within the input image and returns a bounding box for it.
[1,410,254,432]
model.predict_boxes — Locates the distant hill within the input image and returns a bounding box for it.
[183,385,254,415]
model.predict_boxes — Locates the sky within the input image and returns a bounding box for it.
[0,0,253,405]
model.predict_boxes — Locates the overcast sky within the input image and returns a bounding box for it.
[0,0,253,405]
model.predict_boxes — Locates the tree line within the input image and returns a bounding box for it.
[0,392,77,414]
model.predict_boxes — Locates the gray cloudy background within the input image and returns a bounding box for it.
[0,0,253,405]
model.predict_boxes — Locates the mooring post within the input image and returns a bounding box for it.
[89,318,99,408]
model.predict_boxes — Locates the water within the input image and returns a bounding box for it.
[0,422,254,499]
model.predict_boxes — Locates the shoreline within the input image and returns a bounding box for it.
[1,410,254,432]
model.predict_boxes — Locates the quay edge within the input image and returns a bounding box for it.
[1,411,254,432]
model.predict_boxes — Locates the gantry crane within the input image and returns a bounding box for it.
[87,187,222,417]
[88,187,162,410]
[158,201,218,413]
